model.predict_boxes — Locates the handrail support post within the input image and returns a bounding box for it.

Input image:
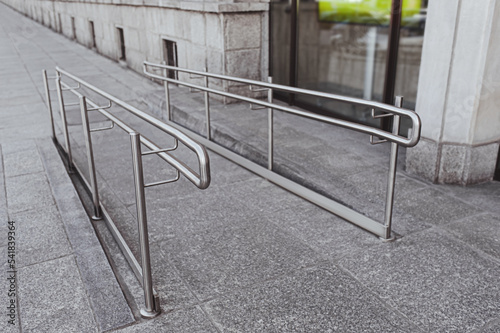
[163,62,171,121]
[382,96,403,241]
[204,67,211,140]
[55,75,75,173]
[130,132,161,318]
[267,77,273,171]
[42,70,57,140]
[79,96,102,220]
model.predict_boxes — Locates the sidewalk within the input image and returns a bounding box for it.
[2,2,500,332]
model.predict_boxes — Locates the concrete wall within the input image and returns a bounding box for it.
[1,0,269,96]
[406,0,500,184]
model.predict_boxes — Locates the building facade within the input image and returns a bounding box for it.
[2,0,499,185]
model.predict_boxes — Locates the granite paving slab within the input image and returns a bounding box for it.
[11,205,72,268]
[204,264,420,332]
[440,213,500,261]
[4,172,55,214]
[17,255,98,333]
[157,216,321,301]
[38,138,135,331]
[339,229,500,332]
[2,147,45,178]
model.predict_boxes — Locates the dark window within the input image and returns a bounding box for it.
[494,146,500,181]
[162,39,178,79]
[89,21,96,49]
[71,17,76,40]
[58,14,62,33]
[117,27,126,61]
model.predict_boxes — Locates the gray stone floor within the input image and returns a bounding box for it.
[1,2,500,332]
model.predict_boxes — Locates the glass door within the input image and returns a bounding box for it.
[270,0,428,130]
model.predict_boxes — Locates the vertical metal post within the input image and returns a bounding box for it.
[163,61,171,121]
[382,0,403,130]
[42,70,56,140]
[289,0,299,104]
[204,67,211,140]
[130,132,160,319]
[55,75,74,172]
[383,96,402,240]
[79,96,102,220]
[267,77,274,171]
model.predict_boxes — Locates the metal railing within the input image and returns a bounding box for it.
[42,68,210,318]
[143,61,422,240]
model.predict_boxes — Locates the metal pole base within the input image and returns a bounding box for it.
[91,215,103,221]
[379,235,396,243]
[140,308,160,319]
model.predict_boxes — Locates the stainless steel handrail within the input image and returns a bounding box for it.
[143,61,421,148]
[56,67,210,189]
[42,68,211,319]
[142,61,422,241]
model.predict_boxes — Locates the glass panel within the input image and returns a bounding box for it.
[270,0,291,86]
[293,0,427,128]
[295,0,391,126]
[395,0,428,134]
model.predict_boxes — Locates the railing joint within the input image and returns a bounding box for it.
[250,103,266,110]
[371,108,393,119]
[89,121,115,132]
[141,140,179,156]
[87,100,112,111]
[369,135,388,145]
[144,171,180,188]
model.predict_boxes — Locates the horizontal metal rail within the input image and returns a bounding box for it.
[142,61,422,241]
[43,68,211,319]
[56,66,210,189]
[143,61,421,148]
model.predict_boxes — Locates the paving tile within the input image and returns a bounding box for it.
[0,93,43,107]
[440,213,500,261]
[11,205,72,268]
[0,140,38,155]
[344,167,427,206]
[204,265,419,332]
[18,256,98,333]
[148,241,200,311]
[75,246,136,331]
[145,181,267,243]
[3,148,45,177]
[389,187,482,235]
[440,182,500,215]
[158,216,321,301]
[0,124,51,144]
[339,229,500,332]
[479,319,500,333]
[37,139,135,331]
[5,172,55,213]
[116,306,218,333]
[269,201,382,260]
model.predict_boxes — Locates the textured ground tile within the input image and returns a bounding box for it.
[158,217,321,301]
[204,265,419,333]
[18,256,97,333]
[11,205,72,268]
[339,229,500,332]
[440,213,500,260]
[5,172,55,213]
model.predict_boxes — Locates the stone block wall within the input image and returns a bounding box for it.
[406,0,500,185]
[1,0,269,96]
